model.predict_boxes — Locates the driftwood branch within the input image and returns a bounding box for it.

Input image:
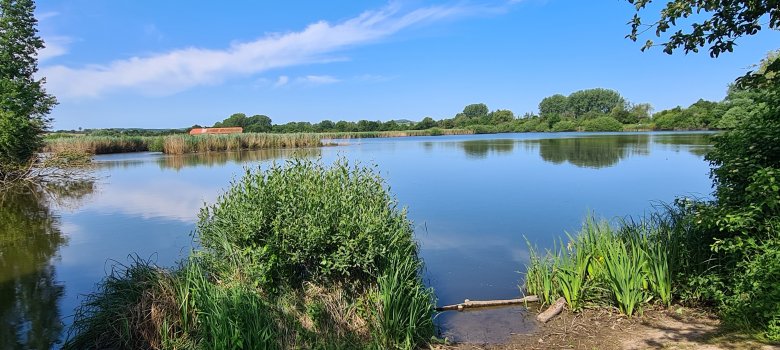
[435,295,539,312]
[536,297,566,323]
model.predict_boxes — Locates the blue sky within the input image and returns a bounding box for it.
[36,1,780,130]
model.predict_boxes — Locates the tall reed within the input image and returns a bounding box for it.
[523,214,677,317]
[162,133,322,154]
[554,236,591,311]
[602,236,647,316]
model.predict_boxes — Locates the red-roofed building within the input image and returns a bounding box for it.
[189,127,243,135]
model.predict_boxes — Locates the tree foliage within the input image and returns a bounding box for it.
[539,94,569,118]
[626,0,780,57]
[0,0,56,172]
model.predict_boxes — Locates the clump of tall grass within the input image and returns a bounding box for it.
[44,133,322,155]
[523,214,679,317]
[65,158,436,349]
[45,135,157,154]
[162,133,322,154]
[64,257,181,350]
[372,248,436,349]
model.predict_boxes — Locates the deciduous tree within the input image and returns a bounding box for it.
[0,0,56,175]
[626,0,780,57]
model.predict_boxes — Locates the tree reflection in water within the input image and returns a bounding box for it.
[530,134,650,168]
[0,181,93,349]
[459,139,516,159]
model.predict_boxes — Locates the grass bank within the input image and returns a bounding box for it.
[64,158,437,349]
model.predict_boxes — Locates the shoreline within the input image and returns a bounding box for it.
[437,306,777,350]
[44,129,719,156]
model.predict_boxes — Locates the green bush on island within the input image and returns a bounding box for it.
[65,158,436,349]
[580,116,623,132]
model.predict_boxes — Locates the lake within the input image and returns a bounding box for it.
[0,132,714,348]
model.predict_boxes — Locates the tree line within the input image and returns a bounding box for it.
[199,87,741,135]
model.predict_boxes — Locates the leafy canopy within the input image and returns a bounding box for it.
[626,0,780,57]
[0,0,56,169]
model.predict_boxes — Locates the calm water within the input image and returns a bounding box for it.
[0,132,714,348]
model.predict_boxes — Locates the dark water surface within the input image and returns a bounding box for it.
[0,132,714,347]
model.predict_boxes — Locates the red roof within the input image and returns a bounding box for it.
[189,127,243,135]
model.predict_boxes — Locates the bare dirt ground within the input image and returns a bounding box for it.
[435,306,779,350]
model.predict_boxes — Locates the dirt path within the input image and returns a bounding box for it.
[436,307,779,350]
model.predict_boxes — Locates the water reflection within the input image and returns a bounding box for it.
[425,139,517,159]
[94,148,322,170]
[460,140,515,159]
[653,133,713,157]
[523,134,650,169]
[0,182,93,349]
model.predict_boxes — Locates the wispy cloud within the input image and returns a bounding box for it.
[39,35,73,61]
[41,3,478,99]
[274,75,290,87]
[298,75,340,85]
[37,11,72,62]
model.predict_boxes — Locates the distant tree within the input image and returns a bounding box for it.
[0,0,57,175]
[245,114,272,132]
[319,119,335,131]
[626,0,780,57]
[462,103,489,119]
[215,113,247,128]
[440,118,455,129]
[415,117,436,130]
[382,120,399,131]
[629,103,653,121]
[538,94,569,118]
[489,109,515,124]
[567,89,626,118]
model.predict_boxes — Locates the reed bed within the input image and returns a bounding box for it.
[44,129,473,155]
[162,133,322,154]
[44,135,161,154]
[44,133,323,155]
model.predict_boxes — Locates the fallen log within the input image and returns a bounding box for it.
[435,295,539,312]
[536,297,566,323]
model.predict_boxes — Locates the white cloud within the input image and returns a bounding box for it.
[298,75,340,85]
[37,11,72,62]
[274,75,289,87]
[37,11,60,21]
[39,3,484,99]
[39,35,72,61]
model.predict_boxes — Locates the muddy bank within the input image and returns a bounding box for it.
[437,307,778,350]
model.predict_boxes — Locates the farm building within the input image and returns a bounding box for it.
[188,127,243,135]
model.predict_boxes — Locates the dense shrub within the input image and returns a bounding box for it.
[581,116,623,132]
[516,117,550,132]
[197,158,419,288]
[551,120,577,132]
